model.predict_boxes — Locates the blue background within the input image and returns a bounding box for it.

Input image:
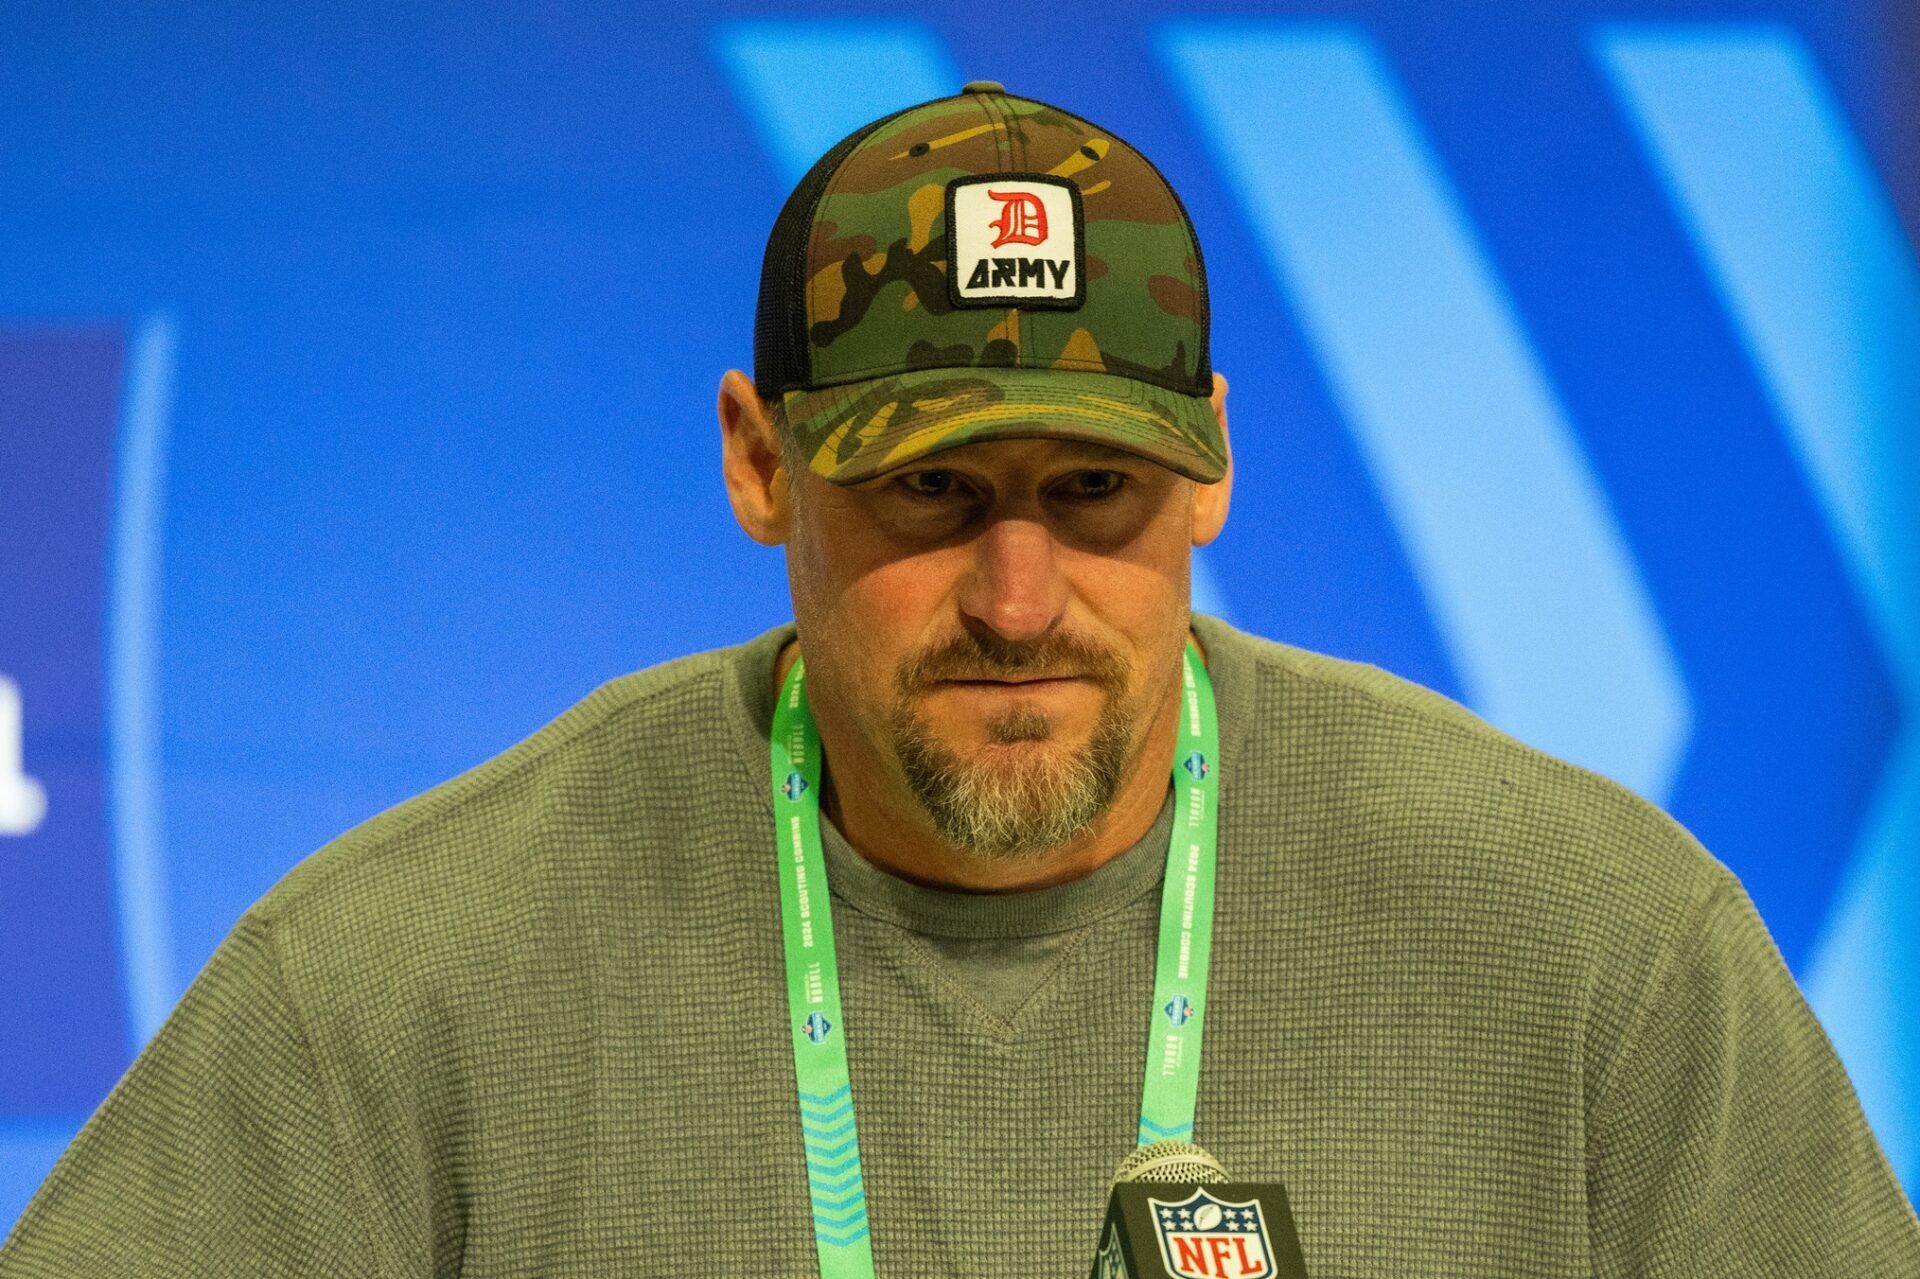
[3,0,1916,1229]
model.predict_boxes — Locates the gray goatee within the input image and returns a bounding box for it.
[887,631,1136,859]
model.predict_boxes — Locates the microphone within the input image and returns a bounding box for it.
[1089,1141,1310,1278]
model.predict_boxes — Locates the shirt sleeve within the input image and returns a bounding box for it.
[0,911,391,1278]
[1586,874,1920,1276]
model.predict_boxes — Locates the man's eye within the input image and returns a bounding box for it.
[900,470,958,498]
[1060,470,1125,499]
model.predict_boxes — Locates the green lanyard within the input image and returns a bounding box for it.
[769,643,1221,1279]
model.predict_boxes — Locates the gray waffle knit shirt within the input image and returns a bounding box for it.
[4,614,1916,1276]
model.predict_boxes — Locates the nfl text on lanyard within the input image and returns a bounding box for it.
[770,642,1221,1279]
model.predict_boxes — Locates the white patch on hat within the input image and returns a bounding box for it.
[946,174,1084,309]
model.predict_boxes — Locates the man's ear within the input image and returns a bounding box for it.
[1192,370,1233,547]
[718,368,793,546]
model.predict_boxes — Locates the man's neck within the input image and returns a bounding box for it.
[771,633,1199,894]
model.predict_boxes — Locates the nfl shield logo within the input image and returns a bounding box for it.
[1093,1221,1129,1279]
[1151,1189,1274,1278]
[783,771,808,801]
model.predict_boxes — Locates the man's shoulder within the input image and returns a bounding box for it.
[1206,616,1736,937]
[1209,616,1552,757]
[237,627,785,970]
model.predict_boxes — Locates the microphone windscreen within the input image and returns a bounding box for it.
[1112,1141,1229,1186]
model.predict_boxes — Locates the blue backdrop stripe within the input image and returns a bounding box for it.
[712,20,958,184]
[0,1120,86,1231]
[1597,23,1920,1187]
[1158,22,1692,805]
[107,313,179,1050]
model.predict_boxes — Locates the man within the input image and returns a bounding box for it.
[4,82,1916,1278]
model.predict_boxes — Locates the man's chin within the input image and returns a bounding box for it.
[956,738,1080,785]
[926,723,1087,762]
[912,698,1094,750]
[890,726,1125,860]
[897,736,1056,794]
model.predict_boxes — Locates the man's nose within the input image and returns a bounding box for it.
[956,516,1067,644]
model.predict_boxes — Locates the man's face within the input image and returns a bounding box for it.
[784,436,1203,859]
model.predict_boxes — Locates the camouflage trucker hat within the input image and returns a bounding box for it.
[753,80,1227,485]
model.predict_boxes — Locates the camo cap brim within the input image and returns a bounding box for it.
[783,366,1228,485]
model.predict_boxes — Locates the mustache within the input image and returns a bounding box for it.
[894,631,1130,695]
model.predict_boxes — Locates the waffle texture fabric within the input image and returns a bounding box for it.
[4,615,1916,1277]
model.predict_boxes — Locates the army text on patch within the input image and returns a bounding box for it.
[945,174,1085,310]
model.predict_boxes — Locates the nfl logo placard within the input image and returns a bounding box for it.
[1093,1220,1131,1279]
[946,173,1085,309]
[1150,1190,1274,1278]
